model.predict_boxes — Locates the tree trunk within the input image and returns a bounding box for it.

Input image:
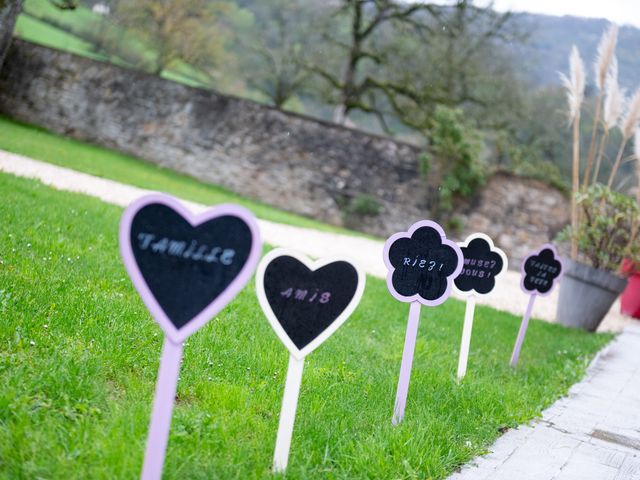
[0,0,23,72]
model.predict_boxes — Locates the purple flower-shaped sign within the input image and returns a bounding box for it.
[383,220,463,306]
[520,244,563,296]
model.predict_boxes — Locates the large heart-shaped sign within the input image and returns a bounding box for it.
[119,194,261,343]
[256,249,365,359]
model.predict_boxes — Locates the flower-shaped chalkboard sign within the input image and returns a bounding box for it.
[520,244,563,296]
[383,220,463,306]
[454,233,508,296]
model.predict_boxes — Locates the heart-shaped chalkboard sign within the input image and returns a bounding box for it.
[383,220,463,306]
[256,249,365,359]
[119,194,262,343]
[454,233,508,296]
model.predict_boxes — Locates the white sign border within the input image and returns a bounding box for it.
[255,247,366,360]
[453,232,508,298]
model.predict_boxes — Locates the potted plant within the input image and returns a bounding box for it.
[557,185,639,330]
[556,24,640,331]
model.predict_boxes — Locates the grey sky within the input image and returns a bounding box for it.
[477,0,640,28]
[429,1,640,28]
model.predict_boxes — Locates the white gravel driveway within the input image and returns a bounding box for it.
[1,150,631,332]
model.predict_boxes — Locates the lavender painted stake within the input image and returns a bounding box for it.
[383,221,463,424]
[454,233,508,380]
[510,294,536,367]
[510,244,563,367]
[141,338,183,480]
[256,248,365,473]
[119,194,262,480]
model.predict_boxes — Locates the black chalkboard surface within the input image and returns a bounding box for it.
[522,247,563,295]
[385,223,461,304]
[455,236,505,295]
[129,203,253,329]
[260,253,362,353]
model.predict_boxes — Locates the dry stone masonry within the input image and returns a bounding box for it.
[0,40,569,264]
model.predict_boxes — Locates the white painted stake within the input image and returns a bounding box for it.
[273,354,305,473]
[457,296,476,381]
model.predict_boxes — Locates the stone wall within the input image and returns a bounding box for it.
[457,172,569,262]
[0,39,428,235]
[0,40,569,263]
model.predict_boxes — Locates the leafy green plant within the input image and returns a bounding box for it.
[346,194,381,218]
[418,151,430,178]
[444,215,464,235]
[559,184,640,273]
[428,106,485,213]
[493,131,568,192]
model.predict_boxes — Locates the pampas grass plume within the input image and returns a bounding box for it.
[603,57,624,130]
[622,87,640,140]
[560,46,585,123]
[594,24,618,91]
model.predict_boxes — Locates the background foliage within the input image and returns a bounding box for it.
[11,0,640,200]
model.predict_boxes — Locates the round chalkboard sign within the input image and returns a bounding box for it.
[520,244,563,296]
[383,220,463,306]
[256,248,365,359]
[119,194,262,343]
[454,233,508,297]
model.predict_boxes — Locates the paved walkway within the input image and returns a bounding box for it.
[449,322,640,480]
[0,150,630,333]
[2,150,639,479]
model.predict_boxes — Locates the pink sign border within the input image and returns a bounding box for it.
[119,193,262,344]
[519,243,564,297]
[382,220,463,307]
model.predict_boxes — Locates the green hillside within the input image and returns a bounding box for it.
[514,13,640,91]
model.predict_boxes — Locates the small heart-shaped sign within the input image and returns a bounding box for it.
[256,249,365,359]
[119,194,261,343]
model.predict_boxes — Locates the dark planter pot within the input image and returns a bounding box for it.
[556,258,628,332]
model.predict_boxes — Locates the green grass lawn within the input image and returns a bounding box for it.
[14,13,106,62]
[0,172,611,479]
[15,1,218,90]
[0,116,362,236]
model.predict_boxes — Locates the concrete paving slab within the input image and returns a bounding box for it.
[449,324,640,480]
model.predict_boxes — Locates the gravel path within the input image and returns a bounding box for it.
[0,150,632,332]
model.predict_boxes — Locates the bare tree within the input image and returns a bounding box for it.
[0,0,23,71]
[306,0,523,132]
[235,0,317,108]
[116,0,230,76]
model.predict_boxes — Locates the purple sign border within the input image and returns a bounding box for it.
[119,193,262,344]
[519,243,564,297]
[382,220,463,307]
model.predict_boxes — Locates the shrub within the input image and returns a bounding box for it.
[346,194,381,218]
[559,184,640,273]
[427,106,485,213]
